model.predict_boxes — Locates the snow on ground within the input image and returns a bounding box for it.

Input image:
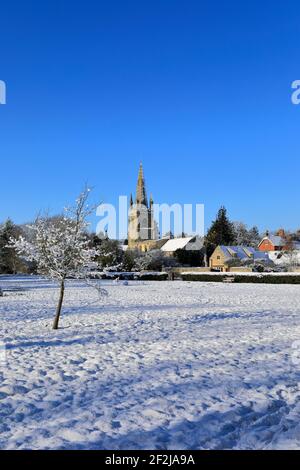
[1,275,300,450]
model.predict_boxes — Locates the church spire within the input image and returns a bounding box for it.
[136,162,148,207]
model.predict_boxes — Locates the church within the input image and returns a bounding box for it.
[127,163,165,252]
[127,163,203,257]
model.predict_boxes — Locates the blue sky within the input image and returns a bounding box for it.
[0,0,299,233]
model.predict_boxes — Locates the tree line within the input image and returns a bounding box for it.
[1,205,299,275]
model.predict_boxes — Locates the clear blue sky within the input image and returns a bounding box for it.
[0,0,299,233]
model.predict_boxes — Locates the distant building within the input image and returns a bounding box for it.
[210,245,269,271]
[127,163,163,251]
[161,236,203,256]
[258,231,300,253]
[127,164,204,259]
[268,250,300,268]
[257,232,288,252]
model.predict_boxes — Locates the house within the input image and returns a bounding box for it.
[258,233,288,252]
[161,236,203,256]
[258,231,300,254]
[209,245,269,271]
[268,250,300,268]
[134,238,168,253]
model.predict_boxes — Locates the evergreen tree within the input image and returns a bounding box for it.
[174,248,204,267]
[122,249,137,272]
[205,206,235,258]
[0,219,23,273]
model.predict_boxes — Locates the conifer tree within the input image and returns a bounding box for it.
[205,206,236,259]
[0,219,23,273]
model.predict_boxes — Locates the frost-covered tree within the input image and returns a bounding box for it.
[283,236,300,268]
[285,248,300,268]
[233,222,261,247]
[289,229,300,241]
[162,231,174,239]
[232,221,248,245]
[247,226,261,247]
[133,249,178,271]
[92,235,123,270]
[9,188,99,329]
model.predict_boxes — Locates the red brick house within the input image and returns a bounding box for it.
[258,233,287,252]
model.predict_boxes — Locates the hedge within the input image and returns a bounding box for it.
[139,272,168,281]
[181,273,300,284]
[90,272,168,281]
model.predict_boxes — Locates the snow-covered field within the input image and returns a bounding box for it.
[1,276,300,450]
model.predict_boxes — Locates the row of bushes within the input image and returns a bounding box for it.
[139,272,168,281]
[181,273,300,284]
[90,271,168,281]
[89,271,300,283]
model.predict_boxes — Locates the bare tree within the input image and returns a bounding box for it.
[284,236,300,269]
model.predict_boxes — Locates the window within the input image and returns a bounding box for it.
[227,248,236,257]
[243,248,252,258]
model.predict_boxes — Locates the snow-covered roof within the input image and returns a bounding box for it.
[161,237,195,252]
[219,246,269,262]
[259,235,285,247]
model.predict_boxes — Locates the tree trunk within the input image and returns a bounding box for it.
[52,280,65,330]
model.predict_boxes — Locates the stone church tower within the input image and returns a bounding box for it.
[128,163,159,250]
